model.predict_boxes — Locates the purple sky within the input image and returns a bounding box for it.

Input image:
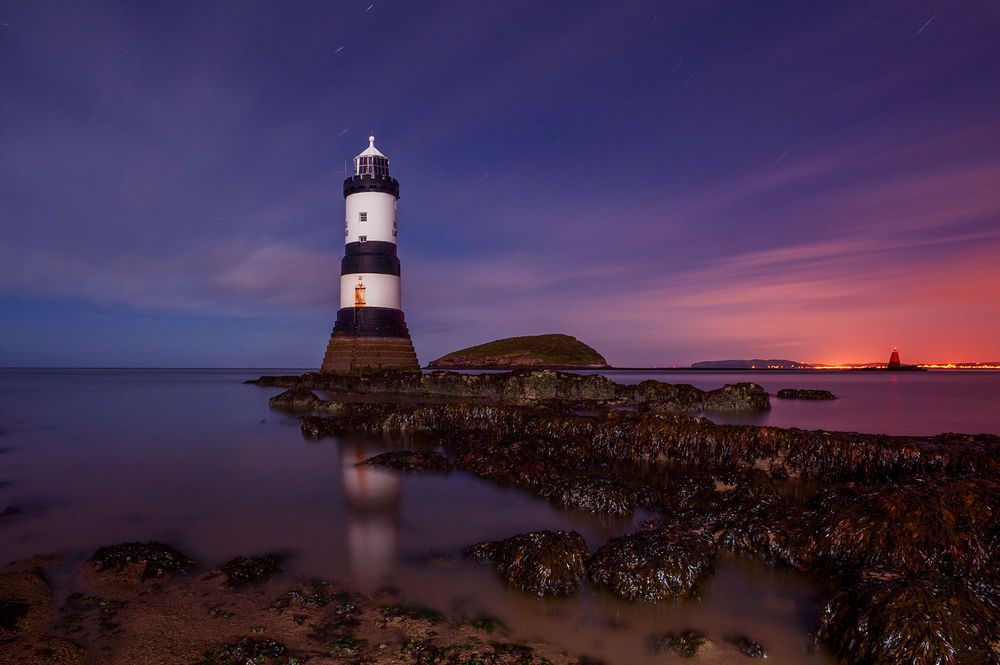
[2,1,999,367]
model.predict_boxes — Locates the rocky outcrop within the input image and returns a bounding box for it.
[89,541,195,581]
[776,388,836,400]
[359,450,452,472]
[547,477,637,515]
[586,530,715,601]
[219,555,283,589]
[253,369,725,413]
[703,382,771,410]
[428,334,609,369]
[465,531,589,597]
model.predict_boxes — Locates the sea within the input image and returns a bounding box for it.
[1,368,998,664]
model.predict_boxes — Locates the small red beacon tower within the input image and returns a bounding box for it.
[887,348,901,369]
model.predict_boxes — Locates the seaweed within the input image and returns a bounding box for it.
[89,541,194,580]
[220,554,283,589]
[648,630,706,657]
[586,530,715,601]
[476,530,589,597]
[359,450,452,472]
[819,575,997,665]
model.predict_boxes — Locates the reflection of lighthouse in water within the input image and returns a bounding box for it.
[340,442,401,585]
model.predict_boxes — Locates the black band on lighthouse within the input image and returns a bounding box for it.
[341,254,400,276]
[333,307,410,337]
[345,241,397,256]
[343,174,400,198]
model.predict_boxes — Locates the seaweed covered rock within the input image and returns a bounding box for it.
[89,541,194,581]
[776,388,836,400]
[470,530,589,596]
[806,475,999,577]
[621,380,705,413]
[587,530,715,601]
[268,387,321,409]
[703,383,771,411]
[648,631,707,657]
[195,637,299,665]
[301,414,337,438]
[0,600,30,633]
[548,477,637,515]
[220,555,283,589]
[726,635,767,658]
[359,450,452,472]
[819,575,998,665]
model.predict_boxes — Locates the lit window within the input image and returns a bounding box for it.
[359,212,367,222]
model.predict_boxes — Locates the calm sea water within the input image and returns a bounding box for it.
[1,368,997,664]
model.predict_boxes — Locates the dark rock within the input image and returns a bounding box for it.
[726,634,767,658]
[805,476,998,577]
[272,580,351,610]
[268,387,322,409]
[88,541,194,581]
[704,383,771,410]
[776,388,836,400]
[471,530,589,597]
[301,414,337,438]
[649,631,706,657]
[220,555,283,589]
[587,530,715,601]
[359,450,452,472]
[0,600,30,632]
[462,541,499,563]
[549,477,637,515]
[621,380,705,413]
[819,576,996,665]
[195,637,298,665]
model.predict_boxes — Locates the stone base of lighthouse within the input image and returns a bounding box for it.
[320,307,419,374]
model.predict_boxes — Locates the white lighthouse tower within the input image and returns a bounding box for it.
[321,135,419,373]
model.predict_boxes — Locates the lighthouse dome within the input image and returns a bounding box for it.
[354,135,390,176]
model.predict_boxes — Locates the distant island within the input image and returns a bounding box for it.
[428,334,610,369]
[691,359,811,369]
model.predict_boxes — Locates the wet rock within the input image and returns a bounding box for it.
[195,637,299,665]
[726,634,767,658]
[89,541,194,581]
[819,575,996,665]
[621,380,705,413]
[704,383,771,410]
[463,541,499,563]
[272,580,352,610]
[471,530,589,597]
[587,530,715,601]
[0,599,29,632]
[548,477,637,515]
[301,414,337,438]
[268,387,321,409]
[359,450,452,472]
[805,476,999,577]
[649,630,707,657]
[220,554,283,589]
[776,388,836,400]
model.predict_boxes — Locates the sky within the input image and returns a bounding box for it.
[2,0,999,367]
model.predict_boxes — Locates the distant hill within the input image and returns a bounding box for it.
[428,334,610,369]
[691,359,811,369]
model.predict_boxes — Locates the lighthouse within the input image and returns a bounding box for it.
[321,135,419,373]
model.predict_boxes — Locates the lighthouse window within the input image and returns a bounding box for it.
[359,235,367,242]
[359,212,367,222]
